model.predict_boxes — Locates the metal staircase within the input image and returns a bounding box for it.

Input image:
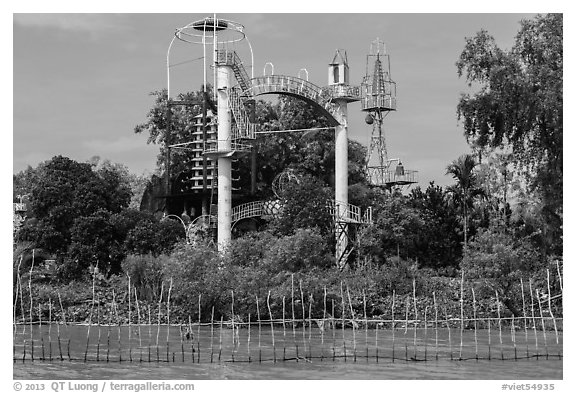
[216,49,256,140]
[228,87,256,139]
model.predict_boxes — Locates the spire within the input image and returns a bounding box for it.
[371,53,386,96]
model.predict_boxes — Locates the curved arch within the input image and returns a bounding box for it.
[240,75,340,127]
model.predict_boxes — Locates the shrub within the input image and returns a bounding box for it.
[121,253,167,301]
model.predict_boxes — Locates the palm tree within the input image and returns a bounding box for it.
[446,154,485,248]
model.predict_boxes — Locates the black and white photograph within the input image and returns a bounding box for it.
[10,4,566,389]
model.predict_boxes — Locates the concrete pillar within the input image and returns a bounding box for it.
[333,99,349,267]
[217,65,233,252]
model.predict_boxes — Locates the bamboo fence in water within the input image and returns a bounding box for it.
[13,265,563,364]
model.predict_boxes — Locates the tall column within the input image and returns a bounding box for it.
[333,99,349,268]
[217,65,233,252]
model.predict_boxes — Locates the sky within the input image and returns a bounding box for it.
[12,12,540,188]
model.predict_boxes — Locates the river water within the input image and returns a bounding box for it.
[13,324,562,380]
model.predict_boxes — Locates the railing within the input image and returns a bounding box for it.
[361,95,397,111]
[216,50,252,92]
[249,75,327,104]
[13,203,27,212]
[367,167,418,187]
[327,200,373,225]
[203,140,253,155]
[322,84,362,101]
[216,49,256,140]
[231,201,265,223]
[228,199,373,226]
[228,87,256,140]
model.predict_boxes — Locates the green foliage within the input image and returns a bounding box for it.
[160,243,231,319]
[18,155,133,255]
[446,154,485,247]
[124,219,185,257]
[461,226,544,315]
[408,182,462,270]
[121,254,167,301]
[134,89,212,177]
[269,174,333,236]
[456,14,562,255]
[67,209,118,276]
[357,192,428,267]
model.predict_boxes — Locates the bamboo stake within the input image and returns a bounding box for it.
[57,310,63,361]
[106,317,111,363]
[84,261,98,362]
[536,289,549,359]
[471,288,478,360]
[346,285,356,361]
[218,315,223,362]
[363,290,368,362]
[247,313,251,363]
[147,305,152,361]
[256,295,262,363]
[391,290,396,362]
[433,292,438,361]
[267,291,276,362]
[39,304,45,361]
[134,287,142,349]
[546,269,559,345]
[291,274,296,343]
[520,278,529,358]
[459,271,464,360]
[197,294,201,362]
[19,265,26,332]
[555,260,562,293]
[156,282,164,347]
[529,280,539,357]
[495,290,503,360]
[308,295,313,360]
[331,299,336,361]
[487,304,492,360]
[423,306,428,361]
[444,307,453,360]
[375,314,379,362]
[189,315,194,363]
[97,295,101,362]
[127,275,132,362]
[13,256,22,337]
[282,296,286,361]
[404,295,409,361]
[28,254,34,361]
[57,292,65,361]
[323,287,327,352]
[511,314,517,360]
[48,299,53,361]
[231,290,236,348]
[112,290,122,362]
[413,279,418,360]
[210,306,215,363]
[299,280,306,356]
[340,282,346,362]
[166,279,173,349]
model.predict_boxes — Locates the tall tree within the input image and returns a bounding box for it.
[446,154,485,248]
[456,13,562,254]
[17,156,132,255]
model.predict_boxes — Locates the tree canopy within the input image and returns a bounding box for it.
[456,13,562,254]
